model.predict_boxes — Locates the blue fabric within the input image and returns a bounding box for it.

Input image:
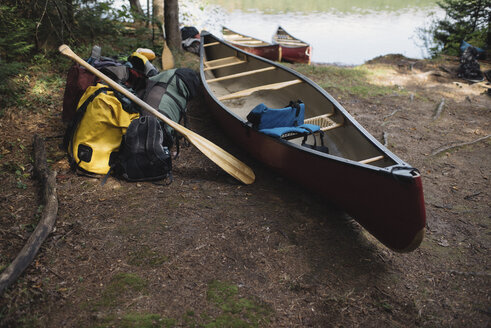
[460,41,485,54]
[248,103,305,129]
[298,124,321,133]
[260,124,320,138]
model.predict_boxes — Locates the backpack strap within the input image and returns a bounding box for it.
[145,115,162,165]
[172,74,190,128]
[63,87,111,153]
[301,130,329,153]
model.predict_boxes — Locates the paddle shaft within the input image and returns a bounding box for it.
[59,45,255,184]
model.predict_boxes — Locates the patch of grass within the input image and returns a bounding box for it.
[0,61,26,110]
[116,217,135,236]
[207,280,239,308]
[24,71,65,108]
[95,272,148,308]
[205,280,270,327]
[290,63,405,99]
[0,52,67,113]
[182,310,198,327]
[127,245,168,268]
[204,314,253,328]
[97,313,176,328]
[13,315,41,328]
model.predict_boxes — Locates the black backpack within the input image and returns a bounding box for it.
[458,46,484,82]
[112,115,172,183]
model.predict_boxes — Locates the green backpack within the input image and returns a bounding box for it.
[139,68,200,145]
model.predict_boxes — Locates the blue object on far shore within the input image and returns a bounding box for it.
[460,41,485,55]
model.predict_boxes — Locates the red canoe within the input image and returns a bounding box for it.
[199,31,426,252]
[222,27,281,62]
[273,26,312,64]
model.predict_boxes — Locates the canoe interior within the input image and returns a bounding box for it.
[202,36,398,168]
[273,26,309,47]
[222,27,272,47]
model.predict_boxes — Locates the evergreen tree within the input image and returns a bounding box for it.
[421,0,490,57]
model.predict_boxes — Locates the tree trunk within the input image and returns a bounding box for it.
[65,0,74,28]
[164,0,182,51]
[129,0,144,20]
[153,0,164,26]
[487,11,491,59]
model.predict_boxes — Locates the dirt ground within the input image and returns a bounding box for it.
[0,54,490,327]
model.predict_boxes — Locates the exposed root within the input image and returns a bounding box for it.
[0,135,58,294]
[430,135,491,156]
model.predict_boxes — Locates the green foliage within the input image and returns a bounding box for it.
[0,1,134,60]
[0,4,35,109]
[0,5,35,60]
[73,0,126,44]
[419,0,490,56]
[0,61,25,110]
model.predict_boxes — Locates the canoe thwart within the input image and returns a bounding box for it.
[203,42,220,47]
[218,79,303,101]
[206,66,276,83]
[359,155,385,164]
[204,56,238,66]
[226,37,255,41]
[203,59,247,71]
[232,40,267,45]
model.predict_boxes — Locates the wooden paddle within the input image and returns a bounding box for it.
[161,24,174,70]
[59,45,255,185]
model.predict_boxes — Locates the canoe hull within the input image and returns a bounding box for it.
[273,26,312,64]
[280,45,311,64]
[230,43,281,62]
[200,32,426,252]
[202,90,425,251]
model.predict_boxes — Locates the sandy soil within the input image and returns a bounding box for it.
[0,54,490,327]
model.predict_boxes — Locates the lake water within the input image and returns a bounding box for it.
[183,0,444,65]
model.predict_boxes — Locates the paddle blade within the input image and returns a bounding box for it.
[162,41,174,70]
[185,129,255,185]
[161,25,174,70]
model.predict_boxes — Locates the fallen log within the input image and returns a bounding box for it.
[0,134,58,294]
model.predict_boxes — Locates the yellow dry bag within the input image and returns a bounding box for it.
[64,83,139,175]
